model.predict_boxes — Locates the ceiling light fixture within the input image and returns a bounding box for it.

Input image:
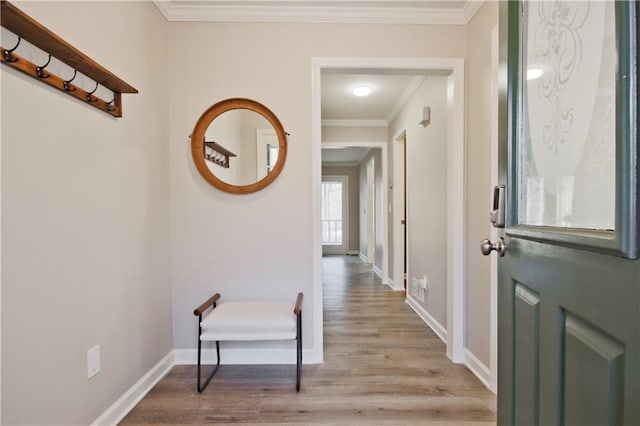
[527,67,544,80]
[353,86,371,97]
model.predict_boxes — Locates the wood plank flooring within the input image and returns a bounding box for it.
[121,255,496,425]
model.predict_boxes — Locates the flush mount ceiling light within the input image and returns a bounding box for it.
[352,85,371,97]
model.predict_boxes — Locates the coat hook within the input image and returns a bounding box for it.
[36,54,51,78]
[105,93,116,111]
[63,70,77,92]
[3,36,21,63]
[86,82,99,102]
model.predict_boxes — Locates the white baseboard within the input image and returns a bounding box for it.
[405,295,448,343]
[347,250,360,256]
[464,348,493,393]
[92,350,174,426]
[390,277,405,291]
[358,253,367,262]
[383,277,394,289]
[373,265,383,279]
[174,347,321,365]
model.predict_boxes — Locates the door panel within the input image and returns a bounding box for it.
[497,2,638,424]
[500,237,639,425]
[563,312,625,426]
[513,282,540,426]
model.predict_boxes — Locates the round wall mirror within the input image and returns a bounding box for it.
[191,98,288,194]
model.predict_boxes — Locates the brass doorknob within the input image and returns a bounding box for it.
[480,237,506,257]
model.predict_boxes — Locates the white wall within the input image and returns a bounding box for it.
[1,2,172,425]
[0,4,501,421]
[357,148,382,269]
[389,76,449,326]
[168,21,467,361]
[465,0,499,371]
[322,125,388,143]
[359,162,368,258]
[372,149,384,270]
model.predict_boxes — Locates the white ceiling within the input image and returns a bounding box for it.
[322,147,372,164]
[153,1,483,25]
[321,72,424,124]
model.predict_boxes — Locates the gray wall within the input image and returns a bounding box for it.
[168,16,468,360]
[1,2,172,424]
[322,165,360,253]
[389,76,449,326]
[0,7,501,422]
[465,0,499,367]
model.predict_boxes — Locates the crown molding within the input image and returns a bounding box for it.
[462,0,484,23]
[322,119,388,127]
[385,75,426,123]
[153,1,485,25]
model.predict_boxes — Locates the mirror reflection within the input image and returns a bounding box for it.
[204,109,279,187]
[191,98,287,194]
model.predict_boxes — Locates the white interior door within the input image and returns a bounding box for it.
[322,176,349,255]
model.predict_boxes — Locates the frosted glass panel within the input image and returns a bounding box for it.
[519,0,616,230]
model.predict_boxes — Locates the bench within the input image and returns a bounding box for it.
[193,292,303,392]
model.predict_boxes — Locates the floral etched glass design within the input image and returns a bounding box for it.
[519,0,616,230]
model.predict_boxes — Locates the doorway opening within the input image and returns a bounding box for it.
[321,142,388,273]
[321,176,349,255]
[312,57,466,365]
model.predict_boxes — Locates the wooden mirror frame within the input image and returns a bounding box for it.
[191,98,288,194]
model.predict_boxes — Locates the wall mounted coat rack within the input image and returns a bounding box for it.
[0,0,137,117]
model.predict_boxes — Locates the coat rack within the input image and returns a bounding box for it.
[204,141,237,168]
[0,0,137,117]
[188,134,237,168]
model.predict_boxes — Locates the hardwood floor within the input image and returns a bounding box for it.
[121,255,496,425]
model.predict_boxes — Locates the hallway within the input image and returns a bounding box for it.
[121,256,495,424]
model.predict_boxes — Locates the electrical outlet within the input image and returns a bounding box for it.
[421,275,429,291]
[87,345,100,379]
[411,277,425,302]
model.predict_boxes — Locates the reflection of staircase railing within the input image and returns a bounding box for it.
[322,220,342,244]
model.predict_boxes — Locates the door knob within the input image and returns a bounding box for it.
[480,237,506,257]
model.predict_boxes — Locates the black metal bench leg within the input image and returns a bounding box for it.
[197,339,220,393]
[296,311,302,392]
[197,312,221,393]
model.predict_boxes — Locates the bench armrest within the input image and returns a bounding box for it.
[294,292,303,315]
[194,293,221,316]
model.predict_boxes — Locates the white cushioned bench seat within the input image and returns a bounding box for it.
[193,292,303,393]
[200,301,297,341]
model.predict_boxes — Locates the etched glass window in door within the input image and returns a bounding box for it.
[519,0,616,230]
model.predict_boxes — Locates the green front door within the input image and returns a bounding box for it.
[494,1,639,425]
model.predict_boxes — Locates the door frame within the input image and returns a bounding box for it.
[321,175,350,255]
[489,24,499,394]
[256,128,278,180]
[365,156,376,264]
[311,57,466,363]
